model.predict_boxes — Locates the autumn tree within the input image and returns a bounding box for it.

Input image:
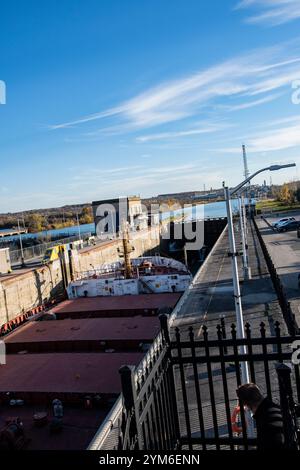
[25,214,45,233]
[278,184,294,205]
[79,206,93,224]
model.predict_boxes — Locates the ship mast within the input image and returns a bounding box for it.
[121,221,133,279]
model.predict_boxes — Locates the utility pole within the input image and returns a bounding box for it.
[17,219,25,267]
[242,144,251,215]
[76,212,82,242]
[238,195,251,280]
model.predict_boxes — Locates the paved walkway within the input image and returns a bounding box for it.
[172,218,283,336]
[171,218,286,447]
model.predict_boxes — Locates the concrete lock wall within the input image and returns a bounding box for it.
[0,227,160,328]
[73,227,160,274]
[0,261,63,328]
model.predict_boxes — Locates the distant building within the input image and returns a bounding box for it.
[92,196,147,236]
[191,192,219,201]
[157,191,202,200]
[157,189,223,201]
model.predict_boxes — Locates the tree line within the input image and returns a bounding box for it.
[0,206,93,233]
[271,181,300,206]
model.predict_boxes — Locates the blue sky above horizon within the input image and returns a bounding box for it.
[1,0,300,212]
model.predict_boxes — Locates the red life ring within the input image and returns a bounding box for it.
[231,405,247,434]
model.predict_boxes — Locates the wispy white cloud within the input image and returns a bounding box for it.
[136,122,230,143]
[70,165,145,182]
[67,163,211,199]
[247,118,300,152]
[235,0,300,26]
[49,41,300,136]
[212,115,300,154]
[49,106,126,130]
[216,93,282,112]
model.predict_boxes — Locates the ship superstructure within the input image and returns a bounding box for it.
[67,256,191,298]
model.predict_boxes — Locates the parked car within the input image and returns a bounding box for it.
[272,217,296,228]
[277,220,300,232]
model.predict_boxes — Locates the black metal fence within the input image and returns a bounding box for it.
[118,315,300,450]
[252,217,299,336]
[8,232,93,264]
[118,320,180,450]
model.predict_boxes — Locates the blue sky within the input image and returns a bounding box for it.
[1,0,300,212]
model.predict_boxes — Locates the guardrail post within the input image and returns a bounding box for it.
[220,315,228,354]
[159,313,170,345]
[159,313,181,448]
[276,363,300,449]
[119,365,135,411]
[119,365,142,449]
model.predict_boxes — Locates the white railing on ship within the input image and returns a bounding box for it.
[87,396,123,450]
[77,256,189,281]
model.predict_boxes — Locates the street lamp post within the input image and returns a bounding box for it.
[224,187,250,384]
[224,162,296,385]
[224,162,295,438]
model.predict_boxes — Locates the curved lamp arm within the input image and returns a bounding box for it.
[230,163,296,197]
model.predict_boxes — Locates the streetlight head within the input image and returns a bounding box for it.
[269,163,296,171]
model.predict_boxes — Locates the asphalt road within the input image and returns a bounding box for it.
[257,216,300,321]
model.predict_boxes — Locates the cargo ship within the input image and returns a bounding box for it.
[0,232,191,450]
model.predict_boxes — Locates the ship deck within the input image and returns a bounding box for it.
[51,293,181,318]
[0,350,145,449]
[0,290,182,449]
[0,352,144,401]
[4,316,160,353]
[0,404,111,450]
